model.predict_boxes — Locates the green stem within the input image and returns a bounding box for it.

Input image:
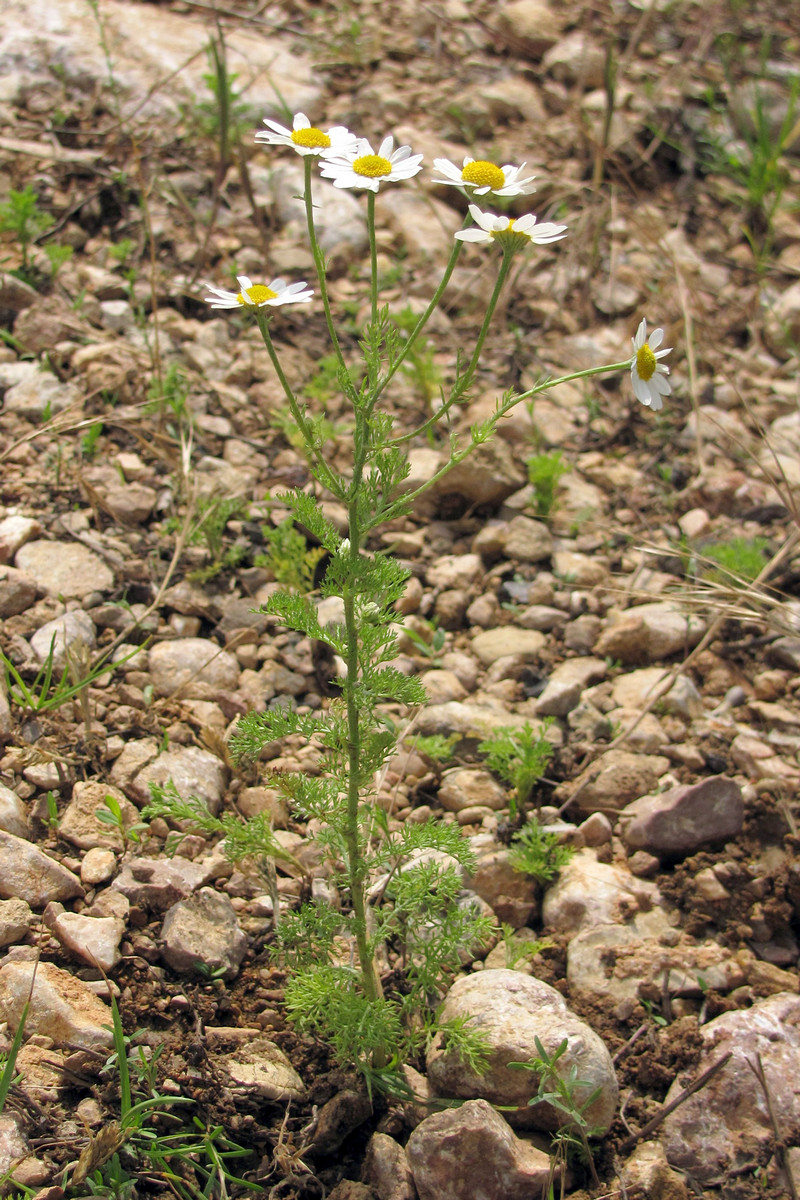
[388,247,516,448]
[367,191,379,330]
[373,357,633,528]
[254,311,341,497]
[303,156,347,371]
[373,234,465,404]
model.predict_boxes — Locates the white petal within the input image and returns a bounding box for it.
[269,278,287,291]
[236,276,253,290]
[261,118,291,137]
[649,327,664,349]
[654,347,672,359]
[634,318,647,349]
[432,158,462,183]
[651,373,672,395]
[632,370,651,405]
[378,135,393,158]
[293,113,310,130]
[454,229,491,242]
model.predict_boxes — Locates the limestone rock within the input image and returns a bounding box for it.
[534,656,606,716]
[438,768,507,813]
[112,855,208,911]
[362,1133,417,1200]
[148,637,240,699]
[60,781,140,852]
[0,896,34,947]
[661,993,800,1186]
[406,1099,552,1200]
[126,744,227,814]
[594,603,706,665]
[471,627,547,667]
[0,564,37,617]
[0,830,83,908]
[468,846,539,928]
[160,887,248,979]
[15,541,113,598]
[219,1036,306,1101]
[426,969,618,1133]
[565,748,670,815]
[30,609,97,671]
[50,910,125,972]
[0,960,112,1050]
[542,849,659,935]
[618,776,744,859]
[502,516,553,563]
[493,0,565,58]
[0,782,30,838]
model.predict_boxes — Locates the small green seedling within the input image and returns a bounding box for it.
[510,1035,604,1188]
[478,721,554,822]
[509,818,574,884]
[702,535,770,585]
[527,450,569,517]
[256,515,327,593]
[95,793,148,848]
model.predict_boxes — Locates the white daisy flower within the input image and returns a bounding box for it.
[318,135,423,192]
[454,204,567,249]
[203,276,313,310]
[630,318,671,410]
[432,156,537,197]
[255,112,358,157]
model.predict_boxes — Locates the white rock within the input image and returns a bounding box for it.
[542,848,658,934]
[661,993,800,1184]
[0,960,112,1050]
[427,968,618,1132]
[534,656,606,716]
[219,1036,306,1100]
[50,910,125,972]
[0,782,30,838]
[30,609,97,671]
[148,637,240,699]
[15,541,113,598]
[0,830,83,907]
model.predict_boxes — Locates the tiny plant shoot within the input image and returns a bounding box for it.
[193,112,670,1088]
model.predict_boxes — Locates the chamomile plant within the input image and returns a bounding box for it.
[193,112,672,1090]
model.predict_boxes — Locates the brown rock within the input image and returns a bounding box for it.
[618,776,744,859]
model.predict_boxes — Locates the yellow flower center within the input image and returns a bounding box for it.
[353,154,393,178]
[636,344,657,381]
[291,126,331,149]
[490,219,528,244]
[237,284,278,305]
[462,160,506,190]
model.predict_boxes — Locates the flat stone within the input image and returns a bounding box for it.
[0,896,34,947]
[468,847,539,928]
[426,968,618,1133]
[618,776,744,859]
[60,782,140,851]
[542,848,659,934]
[128,744,227,814]
[30,609,96,671]
[112,855,208,911]
[148,637,240,699]
[50,910,125,972]
[160,887,248,979]
[15,541,113,598]
[0,564,37,617]
[426,554,483,591]
[502,516,553,563]
[565,748,670,814]
[362,1132,417,1200]
[2,366,81,418]
[534,656,606,716]
[438,768,507,813]
[594,603,707,665]
[661,993,800,1186]
[407,1099,552,1200]
[219,1036,306,1100]
[0,830,83,908]
[471,627,547,667]
[0,959,112,1050]
[0,782,30,838]
[0,515,42,564]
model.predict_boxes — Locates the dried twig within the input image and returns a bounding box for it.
[617,1052,732,1153]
